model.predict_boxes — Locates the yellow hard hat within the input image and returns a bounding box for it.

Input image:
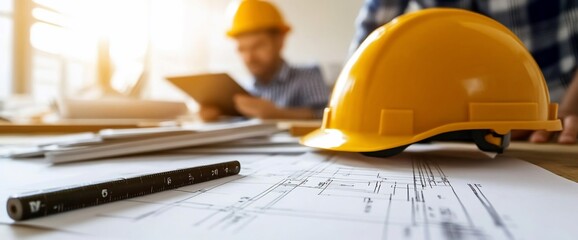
[301,8,562,157]
[225,0,290,37]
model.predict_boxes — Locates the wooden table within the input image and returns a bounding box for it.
[502,142,578,182]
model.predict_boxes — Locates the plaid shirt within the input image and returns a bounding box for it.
[250,61,330,117]
[351,0,578,92]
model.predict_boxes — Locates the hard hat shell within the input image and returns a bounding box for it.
[226,0,290,37]
[301,8,562,153]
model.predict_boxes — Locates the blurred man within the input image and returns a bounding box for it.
[199,0,330,121]
[351,0,578,144]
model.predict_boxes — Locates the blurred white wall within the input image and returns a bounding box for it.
[147,0,365,101]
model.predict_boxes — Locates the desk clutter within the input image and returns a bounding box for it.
[0,120,291,163]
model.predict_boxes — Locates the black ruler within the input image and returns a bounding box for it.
[7,161,240,221]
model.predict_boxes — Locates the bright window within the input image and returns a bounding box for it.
[0,1,12,98]
[0,0,13,12]
[29,0,149,99]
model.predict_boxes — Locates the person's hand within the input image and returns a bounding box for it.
[198,105,222,122]
[528,114,578,144]
[513,71,578,144]
[512,106,578,144]
[233,94,279,119]
[529,74,578,144]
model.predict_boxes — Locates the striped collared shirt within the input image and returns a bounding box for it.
[351,0,578,101]
[250,62,330,118]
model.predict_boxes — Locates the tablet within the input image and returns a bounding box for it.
[166,73,250,116]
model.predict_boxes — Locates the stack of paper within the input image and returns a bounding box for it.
[3,121,281,164]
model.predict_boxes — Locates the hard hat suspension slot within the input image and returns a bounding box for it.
[472,130,511,154]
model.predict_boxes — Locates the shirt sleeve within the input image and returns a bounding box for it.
[297,66,331,118]
[569,1,578,80]
[349,0,410,54]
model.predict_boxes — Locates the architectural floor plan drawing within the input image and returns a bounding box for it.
[5,149,578,240]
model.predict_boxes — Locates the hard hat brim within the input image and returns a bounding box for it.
[301,128,418,152]
[301,120,562,152]
[226,25,291,37]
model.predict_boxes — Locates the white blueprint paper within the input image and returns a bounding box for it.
[1,147,578,240]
